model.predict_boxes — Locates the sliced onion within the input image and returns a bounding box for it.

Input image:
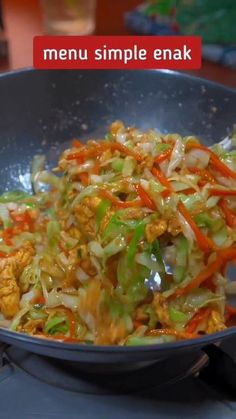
[88,241,104,258]
[185,149,210,169]
[167,138,185,176]
[60,293,79,310]
[90,175,103,184]
[116,131,127,144]
[140,179,149,191]
[20,289,38,307]
[178,211,195,244]
[76,267,90,282]
[46,290,79,310]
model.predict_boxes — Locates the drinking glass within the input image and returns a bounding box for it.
[41,0,96,36]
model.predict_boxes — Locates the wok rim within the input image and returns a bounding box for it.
[0,327,236,353]
[0,67,235,94]
[0,67,235,355]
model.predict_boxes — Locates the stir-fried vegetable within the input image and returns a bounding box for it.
[0,121,236,346]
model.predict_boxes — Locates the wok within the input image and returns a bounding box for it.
[0,68,236,366]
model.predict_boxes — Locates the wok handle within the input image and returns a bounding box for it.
[200,344,236,394]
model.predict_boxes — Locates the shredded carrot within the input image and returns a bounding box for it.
[148,328,198,340]
[225,305,236,324]
[225,305,236,316]
[209,188,236,197]
[152,166,215,252]
[0,251,7,258]
[151,167,172,197]
[67,141,142,162]
[219,199,235,227]
[32,295,45,305]
[2,228,14,246]
[134,320,143,329]
[181,188,197,195]
[99,189,142,208]
[154,148,173,165]
[170,257,222,299]
[177,201,215,253]
[187,143,236,180]
[10,210,35,232]
[71,139,83,148]
[79,172,89,186]
[202,276,216,293]
[185,307,211,333]
[136,184,156,210]
[188,167,215,184]
[92,160,100,175]
[170,246,236,299]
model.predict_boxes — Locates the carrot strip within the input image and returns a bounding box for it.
[177,201,215,252]
[92,161,100,175]
[209,188,236,197]
[202,276,216,293]
[151,167,171,197]
[10,210,35,232]
[32,295,45,305]
[180,188,196,195]
[170,246,236,299]
[67,142,142,162]
[188,167,215,184]
[225,305,236,320]
[187,143,236,179]
[170,257,222,299]
[2,228,14,246]
[148,328,198,340]
[219,199,235,227]
[185,307,211,333]
[136,184,156,210]
[225,305,236,316]
[99,189,142,208]
[0,251,7,258]
[152,167,215,251]
[154,148,173,165]
[79,172,89,186]
[71,139,83,148]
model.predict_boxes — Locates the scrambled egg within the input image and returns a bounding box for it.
[75,196,101,239]
[0,242,35,318]
[206,309,226,334]
[145,219,167,243]
[153,293,171,327]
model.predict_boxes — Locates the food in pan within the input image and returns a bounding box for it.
[0,121,236,345]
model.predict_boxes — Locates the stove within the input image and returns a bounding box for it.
[0,338,236,419]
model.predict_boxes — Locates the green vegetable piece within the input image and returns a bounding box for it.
[47,220,60,248]
[29,309,47,320]
[194,212,214,228]
[96,199,111,230]
[111,158,124,172]
[169,307,188,323]
[173,235,188,283]
[151,240,166,273]
[126,335,175,346]
[0,190,31,203]
[127,222,145,264]
[44,315,68,335]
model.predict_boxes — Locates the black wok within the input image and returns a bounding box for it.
[0,68,235,366]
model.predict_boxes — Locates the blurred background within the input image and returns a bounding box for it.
[0,0,235,88]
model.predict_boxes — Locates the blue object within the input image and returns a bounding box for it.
[125,5,236,69]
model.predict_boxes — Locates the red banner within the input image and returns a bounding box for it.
[34,36,201,70]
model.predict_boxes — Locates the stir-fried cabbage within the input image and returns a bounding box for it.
[0,121,235,345]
